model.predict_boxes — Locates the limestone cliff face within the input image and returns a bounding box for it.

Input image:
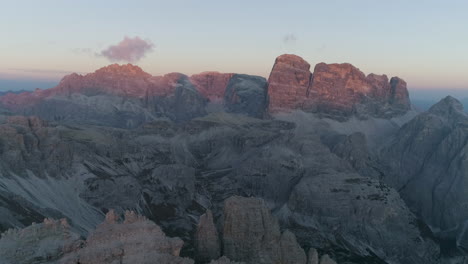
[267,54,312,110]
[267,54,411,119]
[0,218,80,264]
[0,211,193,264]
[222,196,307,264]
[59,210,193,264]
[190,72,235,102]
[380,96,468,250]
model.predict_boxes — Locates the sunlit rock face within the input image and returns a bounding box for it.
[190,72,235,102]
[389,76,411,108]
[195,210,221,262]
[267,54,411,120]
[0,211,193,264]
[267,54,313,110]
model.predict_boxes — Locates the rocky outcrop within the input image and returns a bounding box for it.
[59,210,193,264]
[0,55,412,126]
[268,54,312,110]
[307,248,319,264]
[319,255,337,264]
[0,211,193,264]
[190,72,235,102]
[0,66,208,128]
[380,96,468,251]
[322,131,382,179]
[224,74,269,118]
[389,77,410,108]
[222,196,306,264]
[195,210,221,262]
[267,54,411,120]
[0,218,80,264]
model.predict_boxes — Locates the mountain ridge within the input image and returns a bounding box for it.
[0,54,411,127]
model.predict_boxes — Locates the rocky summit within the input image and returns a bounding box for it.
[268,54,411,120]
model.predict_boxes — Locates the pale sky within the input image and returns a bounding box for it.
[1,0,467,92]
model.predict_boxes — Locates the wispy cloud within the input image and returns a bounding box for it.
[98,36,154,63]
[283,34,297,45]
[7,68,77,75]
[71,48,94,56]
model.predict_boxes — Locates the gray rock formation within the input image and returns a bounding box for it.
[0,218,80,264]
[209,256,246,264]
[195,210,221,262]
[307,248,319,264]
[0,66,208,128]
[0,110,441,264]
[319,254,337,264]
[222,196,306,264]
[0,210,193,264]
[224,74,269,118]
[380,96,468,251]
[59,210,193,264]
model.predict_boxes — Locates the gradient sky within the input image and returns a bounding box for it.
[1,0,467,93]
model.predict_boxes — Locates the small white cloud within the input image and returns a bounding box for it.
[99,36,154,63]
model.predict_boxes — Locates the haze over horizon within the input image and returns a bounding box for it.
[1,0,467,93]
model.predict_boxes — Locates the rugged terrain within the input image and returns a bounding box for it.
[0,54,465,263]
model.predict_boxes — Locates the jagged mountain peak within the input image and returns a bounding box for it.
[273,54,311,68]
[428,95,465,117]
[93,63,151,77]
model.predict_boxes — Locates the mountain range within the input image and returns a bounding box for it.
[0,54,466,264]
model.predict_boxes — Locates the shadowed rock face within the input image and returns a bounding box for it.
[380,96,468,251]
[268,54,411,120]
[0,55,412,127]
[222,196,307,264]
[224,74,269,118]
[389,77,410,108]
[60,210,193,264]
[195,210,221,262]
